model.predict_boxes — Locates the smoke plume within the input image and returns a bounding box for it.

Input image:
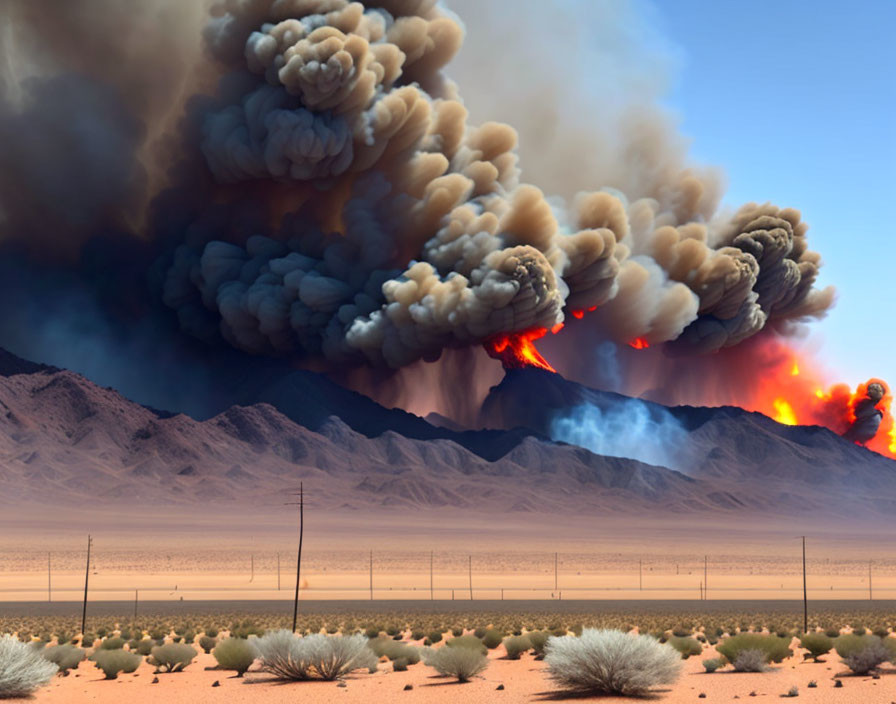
[0,0,850,440]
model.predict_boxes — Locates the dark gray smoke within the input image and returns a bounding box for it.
[0,0,836,418]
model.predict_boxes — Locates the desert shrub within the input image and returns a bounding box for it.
[0,635,58,697]
[148,643,197,673]
[385,626,400,637]
[668,636,703,659]
[133,639,154,656]
[824,627,841,638]
[835,634,889,674]
[91,650,141,679]
[503,635,532,659]
[872,625,890,638]
[785,685,799,697]
[99,636,126,650]
[392,657,408,671]
[212,637,257,677]
[545,629,682,696]
[481,629,503,650]
[254,631,376,681]
[423,646,488,682]
[451,627,463,637]
[411,630,424,641]
[229,620,264,639]
[204,627,219,639]
[799,633,832,661]
[445,635,486,654]
[672,625,693,637]
[717,634,791,665]
[368,638,421,664]
[41,644,85,674]
[702,657,724,673]
[364,626,381,639]
[427,630,443,644]
[54,632,74,646]
[528,630,550,657]
[199,635,217,654]
[733,649,767,672]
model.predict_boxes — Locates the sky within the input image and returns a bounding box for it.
[654,0,896,386]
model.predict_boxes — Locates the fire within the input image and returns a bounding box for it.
[628,337,650,350]
[483,327,557,372]
[745,345,896,459]
[772,398,797,425]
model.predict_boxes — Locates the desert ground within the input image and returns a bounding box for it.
[3,604,894,704]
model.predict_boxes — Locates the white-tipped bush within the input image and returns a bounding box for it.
[545,629,682,696]
[0,634,59,698]
[254,631,375,681]
[423,646,489,682]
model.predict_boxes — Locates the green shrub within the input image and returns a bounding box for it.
[99,636,126,650]
[473,627,487,639]
[528,631,550,657]
[385,626,400,637]
[204,627,219,639]
[423,646,488,682]
[427,630,443,644]
[702,658,724,673]
[148,643,197,673]
[133,639,154,656]
[411,631,425,641]
[54,632,74,646]
[503,635,532,659]
[199,635,217,654]
[364,626,381,639]
[799,633,832,661]
[716,634,791,665]
[41,644,85,674]
[445,635,486,654]
[91,650,141,680]
[392,657,408,671]
[668,636,703,659]
[835,634,890,674]
[824,627,841,639]
[368,637,420,664]
[481,629,503,650]
[212,637,258,677]
[451,627,463,637]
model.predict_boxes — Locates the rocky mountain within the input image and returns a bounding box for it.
[1,349,895,520]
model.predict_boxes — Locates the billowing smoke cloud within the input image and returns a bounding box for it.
[0,0,837,426]
[550,399,691,471]
[155,0,834,373]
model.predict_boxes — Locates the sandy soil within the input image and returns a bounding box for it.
[24,639,896,704]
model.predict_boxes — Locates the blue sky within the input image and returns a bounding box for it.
[654,1,896,385]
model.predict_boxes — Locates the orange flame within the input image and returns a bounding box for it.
[483,327,557,372]
[628,338,650,350]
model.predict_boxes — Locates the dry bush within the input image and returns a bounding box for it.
[255,631,375,681]
[545,629,682,696]
[0,634,58,698]
[732,649,767,672]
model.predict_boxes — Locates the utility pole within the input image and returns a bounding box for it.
[554,552,558,591]
[277,552,281,591]
[133,590,138,626]
[704,555,708,601]
[285,483,304,633]
[468,555,473,600]
[639,559,642,591]
[47,552,51,603]
[430,551,434,601]
[80,535,92,639]
[369,550,373,601]
[801,536,808,634]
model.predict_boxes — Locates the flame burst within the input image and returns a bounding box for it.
[484,328,557,372]
[751,351,896,458]
[628,338,650,350]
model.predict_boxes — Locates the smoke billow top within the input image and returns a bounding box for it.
[156,0,833,368]
[0,0,851,435]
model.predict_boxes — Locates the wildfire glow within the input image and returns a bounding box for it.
[791,362,800,376]
[628,338,650,350]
